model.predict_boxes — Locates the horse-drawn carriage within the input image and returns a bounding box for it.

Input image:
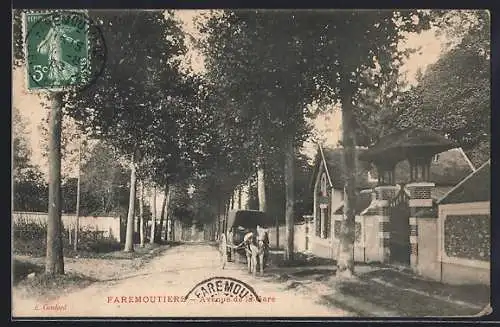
[219,210,271,275]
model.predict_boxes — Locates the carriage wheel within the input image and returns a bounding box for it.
[219,233,227,269]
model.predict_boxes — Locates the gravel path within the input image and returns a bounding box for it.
[13,244,349,318]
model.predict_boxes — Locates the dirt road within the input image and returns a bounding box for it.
[13,244,349,318]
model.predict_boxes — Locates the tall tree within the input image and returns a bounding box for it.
[197,11,319,260]
[395,11,490,167]
[79,141,130,216]
[300,10,435,276]
[45,93,64,275]
[138,179,146,247]
[63,10,191,252]
[155,185,169,242]
[257,160,267,213]
[13,106,48,212]
[13,106,32,176]
[125,156,137,251]
[13,11,80,275]
[149,186,157,244]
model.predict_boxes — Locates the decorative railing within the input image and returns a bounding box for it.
[389,186,410,208]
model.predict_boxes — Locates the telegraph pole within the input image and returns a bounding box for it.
[74,138,82,251]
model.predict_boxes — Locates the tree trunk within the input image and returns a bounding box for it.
[223,200,228,235]
[171,218,175,242]
[165,186,172,241]
[105,187,112,213]
[136,206,141,232]
[191,221,197,241]
[284,136,295,261]
[246,184,250,210]
[215,196,221,240]
[156,185,168,242]
[237,187,241,210]
[337,76,357,278]
[74,138,82,251]
[139,179,145,247]
[275,218,280,249]
[257,161,267,213]
[150,186,157,244]
[226,200,230,233]
[123,157,137,252]
[45,92,64,275]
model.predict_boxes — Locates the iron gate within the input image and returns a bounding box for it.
[388,188,411,265]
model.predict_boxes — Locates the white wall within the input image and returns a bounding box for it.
[436,201,490,285]
[331,189,343,212]
[12,211,121,242]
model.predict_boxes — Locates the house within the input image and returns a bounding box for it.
[308,143,474,265]
[309,145,376,259]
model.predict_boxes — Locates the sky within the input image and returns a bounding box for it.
[13,9,449,179]
[301,27,445,159]
[174,10,447,160]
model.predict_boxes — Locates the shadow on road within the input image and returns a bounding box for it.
[98,265,233,283]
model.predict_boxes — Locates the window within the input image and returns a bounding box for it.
[320,173,328,196]
[433,154,440,163]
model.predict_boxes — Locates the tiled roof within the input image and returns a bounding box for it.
[311,146,378,191]
[334,191,373,215]
[431,186,454,200]
[439,160,491,205]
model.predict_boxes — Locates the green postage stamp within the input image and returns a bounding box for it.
[24,11,106,91]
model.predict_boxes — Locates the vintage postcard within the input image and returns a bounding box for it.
[12,8,491,319]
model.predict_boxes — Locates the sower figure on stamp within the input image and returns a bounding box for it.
[36,23,80,84]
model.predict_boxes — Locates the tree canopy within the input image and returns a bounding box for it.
[394,11,490,166]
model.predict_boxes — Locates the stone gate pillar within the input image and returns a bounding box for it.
[359,127,456,267]
[406,181,435,270]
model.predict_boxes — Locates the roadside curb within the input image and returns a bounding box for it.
[320,292,401,317]
[356,265,489,312]
[370,277,483,311]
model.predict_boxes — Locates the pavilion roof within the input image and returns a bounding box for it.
[359,128,457,166]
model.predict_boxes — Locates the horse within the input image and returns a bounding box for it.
[244,226,269,276]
